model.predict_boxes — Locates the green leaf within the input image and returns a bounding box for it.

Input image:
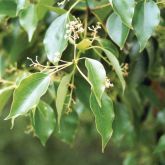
[90,92,114,152]
[103,49,126,91]
[44,13,69,64]
[97,38,119,57]
[5,73,50,120]
[19,4,38,42]
[38,5,67,15]
[0,86,14,114]
[154,135,165,153]
[0,1,17,17]
[75,76,91,109]
[111,0,135,28]
[106,12,130,49]
[31,100,56,146]
[56,74,72,127]
[55,111,79,144]
[36,0,54,20]
[85,58,106,107]
[133,1,160,51]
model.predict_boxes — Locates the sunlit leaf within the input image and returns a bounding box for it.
[44,13,69,63]
[111,0,135,28]
[19,4,38,42]
[5,73,50,120]
[85,58,106,107]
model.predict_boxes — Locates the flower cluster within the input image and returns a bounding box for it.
[65,17,84,40]
[57,0,70,6]
[105,77,114,88]
[121,63,129,77]
[88,22,101,41]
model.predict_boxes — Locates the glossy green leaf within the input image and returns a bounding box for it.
[0,86,14,114]
[103,49,126,91]
[85,58,106,107]
[5,73,50,120]
[111,0,135,28]
[106,12,130,49]
[19,4,38,42]
[56,74,72,126]
[31,100,56,146]
[133,1,160,51]
[90,92,114,152]
[0,1,17,17]
[44,13,69,63]
[55,111,79,144]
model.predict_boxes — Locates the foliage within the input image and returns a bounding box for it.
[0,0,165,163]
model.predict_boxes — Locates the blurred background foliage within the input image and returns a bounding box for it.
[0,0,165,164]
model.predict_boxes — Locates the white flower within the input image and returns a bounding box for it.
[105,77,114,88]
[65,17,84,40]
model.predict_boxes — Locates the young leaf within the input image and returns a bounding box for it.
[0,86,14,114]
[90,92,114,152]
[103,49,126,91]
[133,1,160,52]
[31,100,56,146]
[0,1,17,17]
[5,73,50,120]
[44,13,69,64]
[111,0,135,28]
[106,13,130,49]
[85,58,106,107]
[19,4,38,42]
[56,74,72,127]
[77,38,92,51]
